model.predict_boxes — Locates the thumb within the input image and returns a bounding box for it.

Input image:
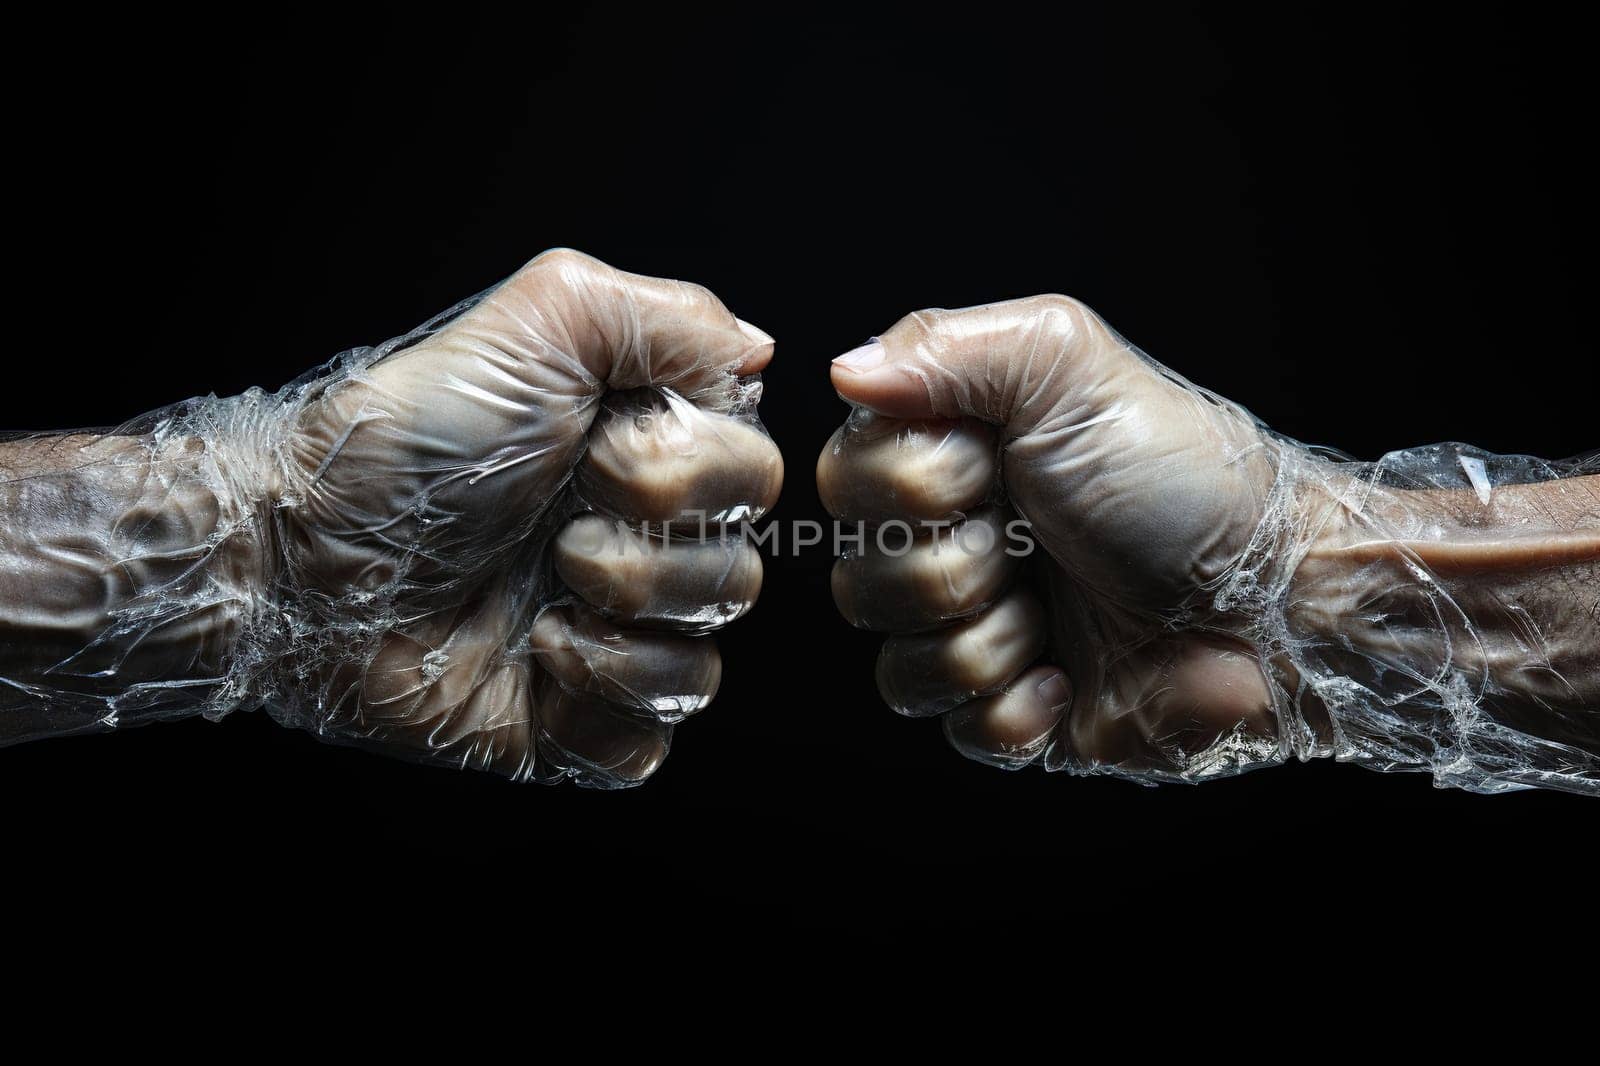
[828,294,1123,429]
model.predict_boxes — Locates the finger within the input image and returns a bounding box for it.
[831,508,1018,632]
[816,416,997,523]
[358,654,537,779]
[435,248,774,409]
[552,515,762,631]
[1066,637,1276,772]
[944,665,1071,770]
[355,600,537,780]
[875,589,1046,717]
[535,679,670,789]
[827,295,1126,427]
[576,390,783,525]
[530,604,721,722]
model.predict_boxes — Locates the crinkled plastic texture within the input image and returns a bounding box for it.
[1220,437,1600,795]
[821,297,1598,796]
[0,251,779,788]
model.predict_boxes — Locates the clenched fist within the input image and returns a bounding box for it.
[1,251,783,787]
[819,297,1599,792]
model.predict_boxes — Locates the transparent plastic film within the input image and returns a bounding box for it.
[822,295,1598,795]
[0,250,780,788]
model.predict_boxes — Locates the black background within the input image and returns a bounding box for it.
[4,4,1596,970]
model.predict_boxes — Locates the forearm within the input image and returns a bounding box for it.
[0,298,469,746]
[0,416,278,743]
[1265,449,1600,792]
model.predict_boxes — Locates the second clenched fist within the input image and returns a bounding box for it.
[818,296,1282,780]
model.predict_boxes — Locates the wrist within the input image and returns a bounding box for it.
[192,389,302,712]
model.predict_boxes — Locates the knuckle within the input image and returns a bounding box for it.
[674,277,722,311]
[886,307,947,345]
[1031,294,1091,339]
[531,246,594,272]
[527,247,606,291]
